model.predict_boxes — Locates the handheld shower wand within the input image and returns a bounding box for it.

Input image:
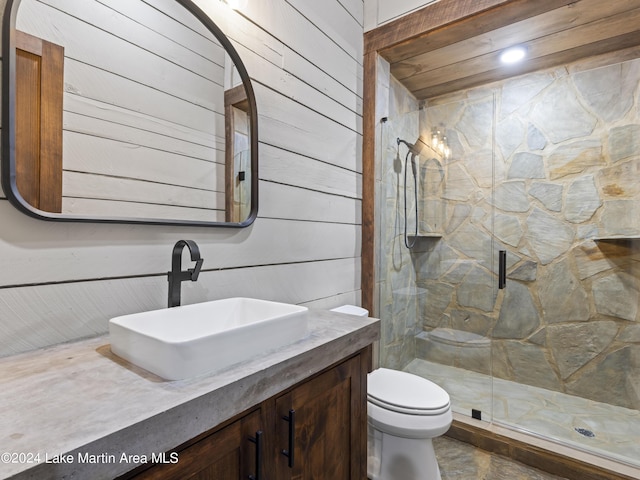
[397,137,428,249]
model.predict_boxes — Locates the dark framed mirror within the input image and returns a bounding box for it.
[2,0,258,226]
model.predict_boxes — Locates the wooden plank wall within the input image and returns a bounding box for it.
[364,0,439,32]
[0,0,364,356]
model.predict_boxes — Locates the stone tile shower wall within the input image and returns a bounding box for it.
[413,58,640,410]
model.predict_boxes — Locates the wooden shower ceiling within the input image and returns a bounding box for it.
[374,0,640,100]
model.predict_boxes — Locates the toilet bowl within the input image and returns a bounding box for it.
[368,368,452,480]
[330,306,453,480]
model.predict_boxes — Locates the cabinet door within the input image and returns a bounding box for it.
[132,409,262,480]
[274,355,366,480]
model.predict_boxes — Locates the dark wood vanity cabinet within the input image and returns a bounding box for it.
[274,354,364,479]
[126,347,370,480]
[132,409,263,480]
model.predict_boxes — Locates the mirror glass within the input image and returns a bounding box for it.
[2,0,258,226]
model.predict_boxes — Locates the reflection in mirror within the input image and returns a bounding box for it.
[2,0,257,226]
[224,84,250,222]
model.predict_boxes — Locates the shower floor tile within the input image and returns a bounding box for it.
[404,359,640,467]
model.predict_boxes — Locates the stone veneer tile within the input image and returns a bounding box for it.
[573,60,638,123]
[492,181,530,212]
[527,123,547,150]
[503,341,563,391]
[496,115,525,160]
[508,260,537,282]
[456,99,494,148]
[487,213,523,248]
[598,158,640,198]
[576,224,598,240]
[418,282,454,326]
[421,100,464,134]
[448,223,493,269]
[525,208,575,264]
[619,324,640,342]
[456,266,497,313]
[493,281,539,338]
[573,241,620,280]
[593,272,639,321]
[529,182,563,212]
[547,321,618,379]
[466,148,501,188]
[564,175,602,223]
[508,152,545,179]
[500,73,554,118]
[446,204,471,234]
[441,259,474,283]
[538,258,590,323]
[530,79,597,144]
[413,242,459,280]
[602,200,640,236]
[444,163,477,201]
[567,346,640,410]
[609,124,640,163]
[449,309,494,336]
[548,139,604,180]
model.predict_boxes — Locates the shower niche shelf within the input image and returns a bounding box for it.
[408,233,442,240]
[594,236,640,242]
[407,234,442,252]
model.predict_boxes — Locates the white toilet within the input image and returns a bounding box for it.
[331,305,453,480]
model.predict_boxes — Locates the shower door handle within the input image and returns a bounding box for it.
[499,250,507,289]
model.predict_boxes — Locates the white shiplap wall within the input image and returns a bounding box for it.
[364,0,439,31]
[0,0,363,357]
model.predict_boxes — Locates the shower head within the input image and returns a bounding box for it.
[410,136,430,156]
[397,136,427,177]
[397,136,430,157]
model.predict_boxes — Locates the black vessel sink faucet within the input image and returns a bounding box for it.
[167,240,204,308]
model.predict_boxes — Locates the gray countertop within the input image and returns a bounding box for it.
[0,310,379,480]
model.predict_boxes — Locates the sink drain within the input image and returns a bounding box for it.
[574,427,595,438]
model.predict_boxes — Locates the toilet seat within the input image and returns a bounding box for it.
[368,368,450,416]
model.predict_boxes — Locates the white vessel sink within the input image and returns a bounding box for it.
[109,298,309,380]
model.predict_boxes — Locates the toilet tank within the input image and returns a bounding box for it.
[330,305,369,317]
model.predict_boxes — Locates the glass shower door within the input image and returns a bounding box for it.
[377,94,497,422]
[410,94,497,422]
[490,59,640,466]
[377,108,422,372]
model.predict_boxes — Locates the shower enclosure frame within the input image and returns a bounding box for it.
[362,1,640,478]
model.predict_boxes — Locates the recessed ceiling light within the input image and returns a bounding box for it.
[500,46,527,64]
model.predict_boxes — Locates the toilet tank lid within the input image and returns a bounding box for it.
[330,305,369,316]
[368,368,450,411]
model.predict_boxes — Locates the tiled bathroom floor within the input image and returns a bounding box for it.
[405,359,640,467]
[434,436,569,480]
